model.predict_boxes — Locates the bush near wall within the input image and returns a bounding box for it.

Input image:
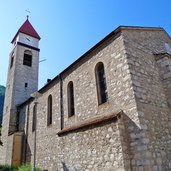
[0,164,41,171]
[0,164,17,171]
[17,164,41,171]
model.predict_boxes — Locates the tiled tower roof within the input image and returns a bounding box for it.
[11,18,41,43]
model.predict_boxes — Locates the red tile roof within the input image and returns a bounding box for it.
[11,18,41,43]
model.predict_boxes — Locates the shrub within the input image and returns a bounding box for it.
[0,164,41,171]
[0,164,17,171]
[17,164,32,171]
[17,164,41,171]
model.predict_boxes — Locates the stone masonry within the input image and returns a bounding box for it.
[0,32,39,164]
[1,23,171,171]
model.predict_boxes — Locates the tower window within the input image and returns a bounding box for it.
[95,62,108,105]
[23,50,32,67]
[67,81,75,117]
[47,95,52,126]
[25,83,28,88]
[32,104,36,132]
[10,54,14,68]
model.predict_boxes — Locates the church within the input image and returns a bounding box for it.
[0,18,171,171]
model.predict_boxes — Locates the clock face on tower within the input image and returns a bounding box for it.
[24,36,33,46]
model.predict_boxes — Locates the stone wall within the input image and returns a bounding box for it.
[13,44,39,107]
[0,42,39,164]
[0,46,17,164]
[57,117,124,171]
[17,27,171,171]
[122,28,171,170]
[22,32,138,171]
[5,134,14,165]
[156,54,171,108]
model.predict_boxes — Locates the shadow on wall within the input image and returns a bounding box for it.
[25,139,31,163]
[119,112,142,171]
[120,112,156,170]
[62,162,69,171]
[22,131,31,164]
[23,104,32,164]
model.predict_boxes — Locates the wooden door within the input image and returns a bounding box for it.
[12,132,23,166]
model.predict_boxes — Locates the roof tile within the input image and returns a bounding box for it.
[11,18,40,43]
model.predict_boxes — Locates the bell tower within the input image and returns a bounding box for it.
[0,18,40,164]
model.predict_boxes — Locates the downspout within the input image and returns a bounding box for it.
[24,104,30,163]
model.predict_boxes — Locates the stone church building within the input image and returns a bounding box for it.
[0,18,171,171]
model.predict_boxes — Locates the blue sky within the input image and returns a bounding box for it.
[1,0,171,88]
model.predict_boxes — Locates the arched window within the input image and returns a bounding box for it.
[23,50,32,67]
[47,95,52,126]
[95,62,108,105]
[32,104,36,132]
[67,81,75,117]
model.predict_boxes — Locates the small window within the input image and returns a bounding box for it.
[32,105,36,132]
[10,55,14,68]
[95,62,108,105]
[67,81,75,117]
[25,83,28,88]
[6,106,8,112]
[23,50,32,67]
[47,95,52,126]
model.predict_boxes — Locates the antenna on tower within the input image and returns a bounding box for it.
[39,59,47,63]
[25,9,31,19]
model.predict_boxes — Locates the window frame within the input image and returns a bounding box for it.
[67,81,75,117]
[10,54,14,68]
[95,62,108,105]
[47,94,53,126]
[32,104,36,132]
[23,50,32,67]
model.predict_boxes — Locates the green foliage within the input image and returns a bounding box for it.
[0,164,41,171]
[0,85,5,123]
[17,164,41,171]
[0,86,5,96]
[0,164,17,171]
[17,164,32,171]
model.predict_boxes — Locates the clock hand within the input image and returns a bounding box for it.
[26,38,30,41]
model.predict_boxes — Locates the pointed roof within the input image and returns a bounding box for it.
[11,18,41,43]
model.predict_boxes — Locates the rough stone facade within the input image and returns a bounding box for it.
[0,32,39,164]
[1,22,171,171]
[122,28,171,170]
